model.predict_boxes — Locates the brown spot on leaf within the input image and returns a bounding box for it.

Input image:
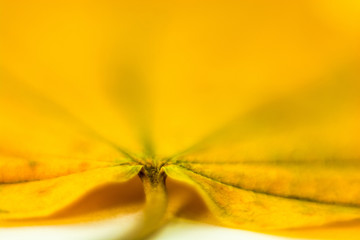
[79,162,90,171]
[37,184,57,195]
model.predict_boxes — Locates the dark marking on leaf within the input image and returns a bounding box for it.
[0,209,9,214]
[28,160,38,168]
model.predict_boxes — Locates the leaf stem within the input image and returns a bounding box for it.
[120,165,168,240]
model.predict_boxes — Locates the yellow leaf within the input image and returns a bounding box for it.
[1,0,360,239]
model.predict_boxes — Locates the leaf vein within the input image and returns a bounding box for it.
[175,165,360,208]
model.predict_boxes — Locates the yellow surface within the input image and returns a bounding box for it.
[1,0,360,239]
[0,166,141,220]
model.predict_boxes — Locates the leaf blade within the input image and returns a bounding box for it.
[0,165,142,221]
[165,165,360,230]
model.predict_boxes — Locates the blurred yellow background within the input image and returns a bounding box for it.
[1,0,360,158]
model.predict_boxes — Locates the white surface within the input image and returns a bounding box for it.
[0,213,140,240]
[151,220,302,240]
[0,214,301,240]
